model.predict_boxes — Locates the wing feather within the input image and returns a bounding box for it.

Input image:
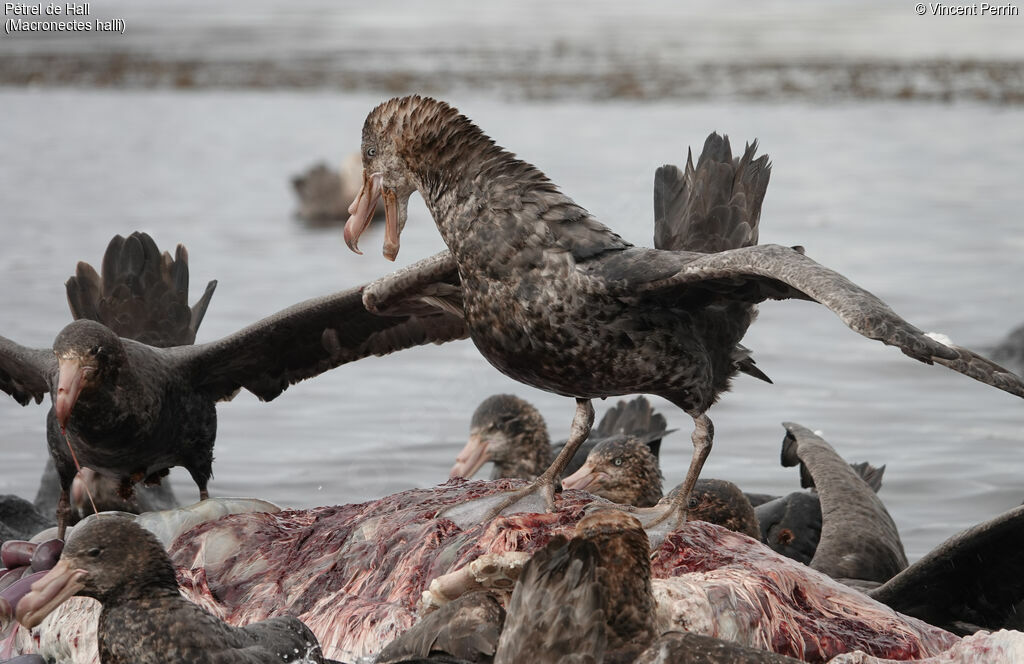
[178,283,467,403]
[495,536,606,664]
[592,243,1024,398]
[362,250,464,317]
[654,133,770,253]
[0,335,53,406]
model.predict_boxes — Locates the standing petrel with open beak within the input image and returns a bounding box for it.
[343,95,1024,529]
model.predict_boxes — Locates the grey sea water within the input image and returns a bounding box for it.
[1,1,1022,563]
[1,89,1021,561]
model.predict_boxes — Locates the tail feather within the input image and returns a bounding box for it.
[654,132,771,254]
[590,396,673,460]
[190,279,218,336]
[65,232,217,347]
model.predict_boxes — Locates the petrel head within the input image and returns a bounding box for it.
[51,320,126,431]
[344,95,466,261]
[562,436,664,508]
[16,516,178,627]
[450,394,547,479]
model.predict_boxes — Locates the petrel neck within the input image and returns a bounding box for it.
[403,119,588,265]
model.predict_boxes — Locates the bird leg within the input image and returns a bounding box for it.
[55,489,71,541]
[644,413,714,530]
[187,465,211,502]
[480,398,595,520]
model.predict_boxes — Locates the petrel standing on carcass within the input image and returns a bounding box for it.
[0,231,466,538]
[343,95,1024,527]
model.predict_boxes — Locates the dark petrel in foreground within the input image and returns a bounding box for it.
[342,95,1024,527]
[0,231,466,537]
[32,232,203,524]
[15,516,331,664]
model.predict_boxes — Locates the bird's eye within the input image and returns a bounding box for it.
[89,345,104,356]
[613,457,623,467]
[686,495,699,510]
[86,547,102,558]
[366,147,377,157]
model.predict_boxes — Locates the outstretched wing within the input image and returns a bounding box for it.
[654,133,770,253]
[176,279,468,403]
[589,243,1024,399]
[66,232,217,348]
[362,250,465,318]
[0,336,53,406]
[870,503,1024,634]
[780,422,907,585]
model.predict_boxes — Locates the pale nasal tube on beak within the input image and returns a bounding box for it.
[55,356,86,430]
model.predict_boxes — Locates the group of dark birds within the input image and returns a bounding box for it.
[2,94,1024,663]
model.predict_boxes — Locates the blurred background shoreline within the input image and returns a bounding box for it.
[3,0,1023,104]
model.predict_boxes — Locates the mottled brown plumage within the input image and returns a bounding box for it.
[450,394,669,481]
[494,511,656,664]
[456,394,551,480]
[16,516,327,664]
[562,437,664,508]
[633,631,804,664]
[666,478,760,540]
[376,591,504,664]
[345,95,1024,527]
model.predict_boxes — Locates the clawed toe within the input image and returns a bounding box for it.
[481,481,557,521]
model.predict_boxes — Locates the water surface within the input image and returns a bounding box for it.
[0,88,1021,560]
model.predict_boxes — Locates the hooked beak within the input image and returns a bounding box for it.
[15,558,87,629]
[55,357,86,431]
[449,432,490,479]
[562,461,607,493]
[344,171,382,255]
[343,170,407,261]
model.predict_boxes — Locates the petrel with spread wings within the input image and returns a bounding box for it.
[343,95,1024,527]
[0,231,466,537]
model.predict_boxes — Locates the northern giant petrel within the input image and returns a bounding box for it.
[450,394,670,481]
[16,516,332,663]
[0,231,466,537]
[34,232,205,524]
[342,95,1024,528]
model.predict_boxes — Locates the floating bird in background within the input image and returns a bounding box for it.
[343,95,1024,528]
[0,231,466,537]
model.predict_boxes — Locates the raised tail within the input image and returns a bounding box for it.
[65,232,217,347]
[592,396,673,458]
[654,132,771,254]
